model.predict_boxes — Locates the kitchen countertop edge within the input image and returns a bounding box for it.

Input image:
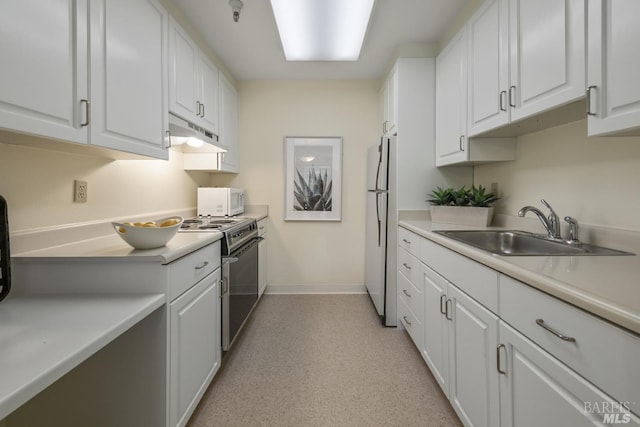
[399,220,640,335]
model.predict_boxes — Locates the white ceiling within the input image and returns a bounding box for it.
[173,0,469,81]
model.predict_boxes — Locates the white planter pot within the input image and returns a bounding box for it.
[430,206,495,227]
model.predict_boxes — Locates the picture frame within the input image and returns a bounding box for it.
[284,137,342,221]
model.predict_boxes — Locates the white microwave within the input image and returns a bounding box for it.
[197,187,245,217]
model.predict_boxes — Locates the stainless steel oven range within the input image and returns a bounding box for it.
[179,216,261,351]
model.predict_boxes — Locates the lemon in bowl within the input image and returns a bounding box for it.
[112,216,183,249]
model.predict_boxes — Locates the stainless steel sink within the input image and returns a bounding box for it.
[433,230,634,256]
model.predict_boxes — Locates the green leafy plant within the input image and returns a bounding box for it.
[427,185,499,207]
[467,185,499,207]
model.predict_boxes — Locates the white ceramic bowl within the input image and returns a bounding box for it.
[112,216,183,250]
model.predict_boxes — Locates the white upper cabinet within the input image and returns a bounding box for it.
[509,0,586,121]
[169,18,219,136]
[90,0,169,159]
[0,0,169,160]
[467,0,586,137]
[218,73,239,173]
[467,0,510,135]
[0,0,87,144]
[436,29,469,166]
[587,0,640,136]
[380,66,398,136]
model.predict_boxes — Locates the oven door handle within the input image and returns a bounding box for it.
[223,256,239,265]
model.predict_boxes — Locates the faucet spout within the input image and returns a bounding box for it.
[518,200,562,239]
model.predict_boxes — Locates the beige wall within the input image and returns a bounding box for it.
[475,119,640,231]
[0,141,208,231]
[212,80,379,288]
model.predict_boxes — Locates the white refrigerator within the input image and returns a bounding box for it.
[365,136,397,326]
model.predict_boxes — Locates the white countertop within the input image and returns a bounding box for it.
[400,220,640,335]
[13,231,222,264]
[0,293,165,420]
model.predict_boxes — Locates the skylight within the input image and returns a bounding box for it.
[270,0,375,61]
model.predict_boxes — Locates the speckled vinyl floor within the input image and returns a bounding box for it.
[187,294,462,427]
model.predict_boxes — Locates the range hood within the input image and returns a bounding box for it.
[168,113,226,152]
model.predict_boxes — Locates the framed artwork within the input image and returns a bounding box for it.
[284,137,342,221]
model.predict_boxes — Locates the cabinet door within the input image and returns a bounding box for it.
[198,54,220,135]
[421,263,450,396]
[467,0,510,136]
[90,0,169,159]
[0,0,88,144]
[170,269,221,427]
[448,284,499,427]
[169,19,200,122]
[587,0,640,136]
[436,29,468,166]
[218,73,239,172]
[499,321,640,427]
[508,0,585,121]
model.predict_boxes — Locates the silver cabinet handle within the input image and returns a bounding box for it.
[80,99,90,127]
[536,319,576,342]
[200,102,205,118]
[496,344,507,374]
[586,85,597,116]
[402,289,411,298]
[402,262,412,270]
[459,135,465,152]
[403,316,411,326]
[196,101,201,116]
[440,294,447,315]
[195,261,209,270]
[509,85,516,107]
[402,238,411,244]
[445,298,452,320]
[499,90,507,112]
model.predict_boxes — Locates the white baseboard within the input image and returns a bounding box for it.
[265,283,366,295]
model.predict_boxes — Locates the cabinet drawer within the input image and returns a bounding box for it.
[168,243,220,301]
[421,237,498,312]
[398,247,420,286]
[500,274,640,410]
[398,271,423,322]
[398,227,420,257]
[398,296,423,349]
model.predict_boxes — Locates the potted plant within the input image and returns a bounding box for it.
[427,185,499,226]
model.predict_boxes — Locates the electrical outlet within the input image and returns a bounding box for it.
[74,180,88,203]
[491,182,499,196]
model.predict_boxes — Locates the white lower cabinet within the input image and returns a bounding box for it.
[398,226,640,426]
[498,321,639,426]
[170,268,221,427]
[421,260,499,427]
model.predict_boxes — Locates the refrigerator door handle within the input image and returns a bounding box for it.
[375,140,383,191]
[376,193,381,245]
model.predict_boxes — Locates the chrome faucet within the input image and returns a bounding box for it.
[518,199,562,239]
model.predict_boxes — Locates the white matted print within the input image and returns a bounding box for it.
[284,137,342,221]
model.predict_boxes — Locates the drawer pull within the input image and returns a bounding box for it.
[402,238,411,244]
[403,316,411,326]
[496,344,507,374]
[402,262,412,270]
[195,261,209,270]
[402,289,411,298]
[536,319,576,343]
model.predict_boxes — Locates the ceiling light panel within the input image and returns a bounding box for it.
[270,0,375,61]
